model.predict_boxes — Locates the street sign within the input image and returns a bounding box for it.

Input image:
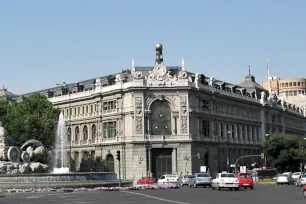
[200,166,207,173]
[240,166,247,173]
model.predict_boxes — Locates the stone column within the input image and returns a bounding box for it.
[172,148,177,174]
[148,148,152,176]
[260,108,266,141]
[217,122,221,137]
[234,124,238,141]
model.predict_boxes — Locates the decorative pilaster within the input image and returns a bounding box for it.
[135,97,144,135]
[180,96,188,134]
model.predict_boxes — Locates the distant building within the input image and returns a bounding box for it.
[0,88,17,102]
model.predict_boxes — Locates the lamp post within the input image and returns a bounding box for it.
[226,131,231,172]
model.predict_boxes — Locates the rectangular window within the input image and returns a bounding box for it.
[298,82,301,86]
[86,106,88,113]
[201,120,210,136]
[293,82,297,86]
[289,82,292,86]
[103,121,117,138]
[294,91,297,96]
[285,83,288,87]
[103,102,108,110]
[200,100,209,110]
[91,105,93,113]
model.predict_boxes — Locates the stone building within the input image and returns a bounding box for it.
[22,44,306,179]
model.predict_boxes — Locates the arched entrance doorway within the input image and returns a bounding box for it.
[104,154,114,172]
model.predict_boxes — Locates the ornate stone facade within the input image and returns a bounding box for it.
[19,46,306,180]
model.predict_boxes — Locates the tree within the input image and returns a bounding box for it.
[0,94,60,149]
[261,134,306,172]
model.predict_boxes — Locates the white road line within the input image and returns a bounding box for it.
[122,191,190,204]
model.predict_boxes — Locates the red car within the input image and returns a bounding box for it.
[303,185,306,198]
[137,176,157,185]
[237,173,254,189]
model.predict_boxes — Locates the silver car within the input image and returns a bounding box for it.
[188,173,212,188]
[296,174,306,187]
[180,175,193,186]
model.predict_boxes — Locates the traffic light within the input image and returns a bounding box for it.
[116,150,120,161]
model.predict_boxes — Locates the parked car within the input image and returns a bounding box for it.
[180,175,193,187]
[137,176,157,185]
[292,172,302,181]
[296,174,306,187]
[237,173,254,189]
[277,174,294,185]
[303,184,306,198]
[157,175,179,184]
[188,173,212,188]
[211,172,239,191]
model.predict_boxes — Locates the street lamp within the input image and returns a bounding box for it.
[225,131,231,172]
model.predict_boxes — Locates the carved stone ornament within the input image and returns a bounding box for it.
[135,97,142,108]
[7,146,20,163]
[95,78,102,87]
[136,116,143,134]
[147,65,178,86]
[209,77,215,87]
[153,64,167,77]
[133,71,143,80]
[21,151,30,163]
[115,74,122,84]
[267,91,278,105]
[178,70,188,79]
[180,116,188,134]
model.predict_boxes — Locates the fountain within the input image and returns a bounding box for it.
[0,114,131,189]
[53,112,69,174]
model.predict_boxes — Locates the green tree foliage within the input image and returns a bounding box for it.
[261,134,306,172]
[0,94,60,148]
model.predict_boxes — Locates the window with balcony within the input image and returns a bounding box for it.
[103,121,117,138]
[83,125,88,140]
[92,124,96,141]
[103,100,117,113]
[75,126,79,141]
[200,120,210,136]
[67,127,71,142]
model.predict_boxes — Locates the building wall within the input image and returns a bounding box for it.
[28,67,306,180]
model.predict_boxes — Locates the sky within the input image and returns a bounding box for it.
[1,0,306,95]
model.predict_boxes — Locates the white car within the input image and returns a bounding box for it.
[292,172,302,181]
[212,172,239,191]
[157,175,179,184]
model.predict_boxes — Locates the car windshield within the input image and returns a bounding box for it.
[166,175,177,178]
[294,172,300,175]
[184,175,192,178]
[221,174,236,178]
[197,174,209,177]
[240,174,251,178]
[279,174,288,177]
[302,174,306,178]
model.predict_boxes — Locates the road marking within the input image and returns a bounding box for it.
[122,191,190,204]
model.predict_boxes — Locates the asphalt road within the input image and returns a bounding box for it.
[0,183,305,204]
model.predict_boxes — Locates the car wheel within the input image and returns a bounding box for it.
[212,186,215,190]
[188,183,191,188]
[235,187,239,191]
[304,190,306,198]
[277,183,279,185]
[244,187,247,189]
[208,185,212,188]
[250,186,254,190]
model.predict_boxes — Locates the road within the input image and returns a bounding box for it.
[0,183,305,204]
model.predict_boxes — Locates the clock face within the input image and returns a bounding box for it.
[154,65,166,77]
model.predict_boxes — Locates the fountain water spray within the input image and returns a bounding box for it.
[53,112,69,173]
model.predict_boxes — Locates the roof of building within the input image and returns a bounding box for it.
[238,69,267,93]
[0,88,17,100]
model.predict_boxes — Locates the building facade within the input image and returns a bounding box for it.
[24,45,306,179]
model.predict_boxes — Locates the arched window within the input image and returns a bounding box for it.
[75,126,79,141]
[105,154,114,172]
[83,125,88,140]
[67,127,71,142]
[150,100,172,135]
[92,124,96,141]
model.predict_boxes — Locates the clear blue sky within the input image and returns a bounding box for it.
[1,0,306,94]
